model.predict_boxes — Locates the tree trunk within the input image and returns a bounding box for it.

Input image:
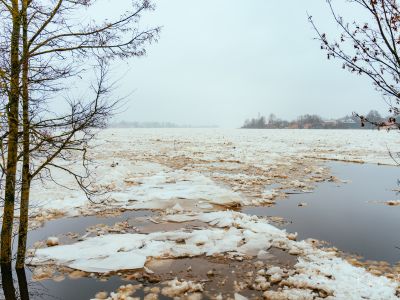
[16,176,30,268]
[16,0,31,269]
[1,0,21,264]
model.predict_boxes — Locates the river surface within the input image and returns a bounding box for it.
[244,162,400,263]
[2,162,400,299]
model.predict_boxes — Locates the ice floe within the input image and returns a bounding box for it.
[23,129,400,299]
[29,211,399,299]
[29,161,242,217]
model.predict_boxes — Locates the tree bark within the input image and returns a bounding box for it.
[16,0,31,269]
[1,0,21,264]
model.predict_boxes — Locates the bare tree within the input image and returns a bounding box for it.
[0,0,160,266]
[309,0,400,129]
[0,0,22,266]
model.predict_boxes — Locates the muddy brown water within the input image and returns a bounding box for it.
[2,161,400,299]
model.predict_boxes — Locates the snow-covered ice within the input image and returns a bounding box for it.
[30,211,400,299]
[29,160,242,217]
[25,129,400,299]
[31,212,281,272]
[28,128,400,218]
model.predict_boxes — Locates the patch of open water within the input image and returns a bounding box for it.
[1,210,294,300]
[2,161,400,299]
[26,210,154,249]
[244,162,400,264]
[2,210,170,300]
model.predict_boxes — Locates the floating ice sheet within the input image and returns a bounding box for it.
[30,211,399,299]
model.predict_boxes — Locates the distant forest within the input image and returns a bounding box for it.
[109,121,218,128]
[242,110,386,129]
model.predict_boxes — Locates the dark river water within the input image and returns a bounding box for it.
[244,162,400,264]
[0,210,172,300]
[1,162,400,299]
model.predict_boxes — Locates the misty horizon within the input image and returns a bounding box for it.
[100,0,390,128]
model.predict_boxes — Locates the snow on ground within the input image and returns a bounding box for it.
[30,211,399,299]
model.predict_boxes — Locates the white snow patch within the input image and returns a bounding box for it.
[31,213,278,272]
[29,161,242,216]
[30,211,400,300]
[27,128,400,218]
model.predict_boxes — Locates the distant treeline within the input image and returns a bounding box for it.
[242,111,386,129]
[109,121,218,128]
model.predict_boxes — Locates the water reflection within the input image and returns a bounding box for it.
[2,162,400,298]
[1,210,155,300]
[1,264,17,300]
[243,162,400,263]
[1,265,61,300]
[16,269,29,300]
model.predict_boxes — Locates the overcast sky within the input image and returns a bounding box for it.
[101,0,389,128]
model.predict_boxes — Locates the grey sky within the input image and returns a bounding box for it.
[102,0,389,128]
